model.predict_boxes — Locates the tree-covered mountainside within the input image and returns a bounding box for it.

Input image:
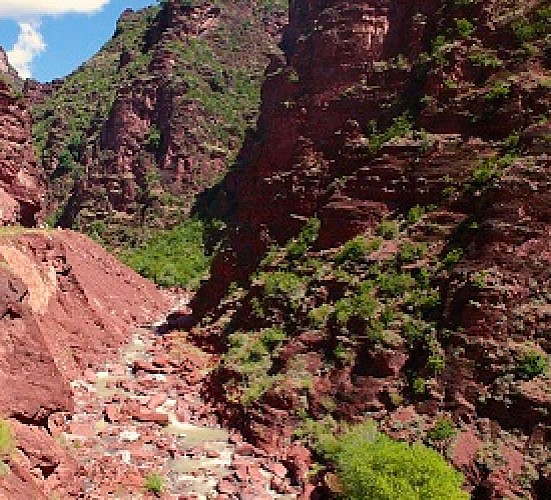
[31,0,285,248]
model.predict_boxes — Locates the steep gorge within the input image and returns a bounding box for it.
[0,0,550,498]
[188,0,551,498]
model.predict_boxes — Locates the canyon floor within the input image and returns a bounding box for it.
[59,297,299,499]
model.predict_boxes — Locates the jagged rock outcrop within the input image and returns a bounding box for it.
[0,81,44,226]
[0,47,18,81]
[192,0,551,497]
[32,0,286,247]
[0,229,170,498]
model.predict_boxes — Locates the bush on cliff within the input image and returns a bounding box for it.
[321,422,468,500]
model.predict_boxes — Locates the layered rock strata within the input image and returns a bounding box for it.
[192,0,551,497]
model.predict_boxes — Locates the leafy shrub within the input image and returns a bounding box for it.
[334,286,378,326]
[427,353,446,374]
[223,329,287,405]
[401,318,433,346]
[515,350,548,379]
[334,297,356,326]
[429,35,451,65]
[379,306,395,326]
[428,418,457,441]
[443,248,463,268]
[468,49,502,68]
[455,18,475,38]
[260,327,287,349]
[336,236,370,264]
[146,125,162,151]
[407,205,428,224]
[503,132,521,154]
[405,288,441,315]
[467,155,516,192]
[412,377,427,395]
[484,81,511,102]
[470,159,498,185]
[0,420,13,458]
[261,271,306,303]
[322,422,468,500]
[376,271,416,298]
[143,472,165,495]
[225,332,270,373]
[377,220,399,240]
[308,304,333,328]
[368,113,413,153]
[398,242,427,263]
[286,218,321,260]
[510,7,551,44]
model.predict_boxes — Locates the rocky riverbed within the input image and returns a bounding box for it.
[58,300,300,499]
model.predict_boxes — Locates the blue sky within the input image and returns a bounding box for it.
[0,1,155,82]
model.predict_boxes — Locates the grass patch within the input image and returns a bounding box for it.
[143,472,165,495]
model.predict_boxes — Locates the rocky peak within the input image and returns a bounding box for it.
[32,0,287,248]
[0,46,10,74]
[0,46,21,84]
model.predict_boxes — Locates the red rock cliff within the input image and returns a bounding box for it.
[0,82,44,226]
[193,0,551,497]
[32,0,286,246]
[0,229,171,498]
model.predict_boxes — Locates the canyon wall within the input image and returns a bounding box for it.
[193,0,551,497]
[31,0,286,247]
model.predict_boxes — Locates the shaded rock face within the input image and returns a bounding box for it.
[0,82,44,226]
[32,0,286,246]
[193,0,551,497]
[197,0,441,309]
[0,229,170,498]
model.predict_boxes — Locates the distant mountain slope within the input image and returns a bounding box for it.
[31,0,285,247]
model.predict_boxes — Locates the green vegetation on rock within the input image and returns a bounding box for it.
[143,471,165,495]
[320,422,468,500]
[120,219,212,289]
[0,420,14,476]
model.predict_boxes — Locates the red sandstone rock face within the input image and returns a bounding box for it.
[0,82,44,226]
[0,229,170,422]
[193,0,551,497]
[0,229,171,498]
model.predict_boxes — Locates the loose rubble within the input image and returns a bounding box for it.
[59,313,300,499]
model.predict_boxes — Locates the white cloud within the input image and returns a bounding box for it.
[0,1,110,19]
[7,22,45,79]
[1,1,111,79]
